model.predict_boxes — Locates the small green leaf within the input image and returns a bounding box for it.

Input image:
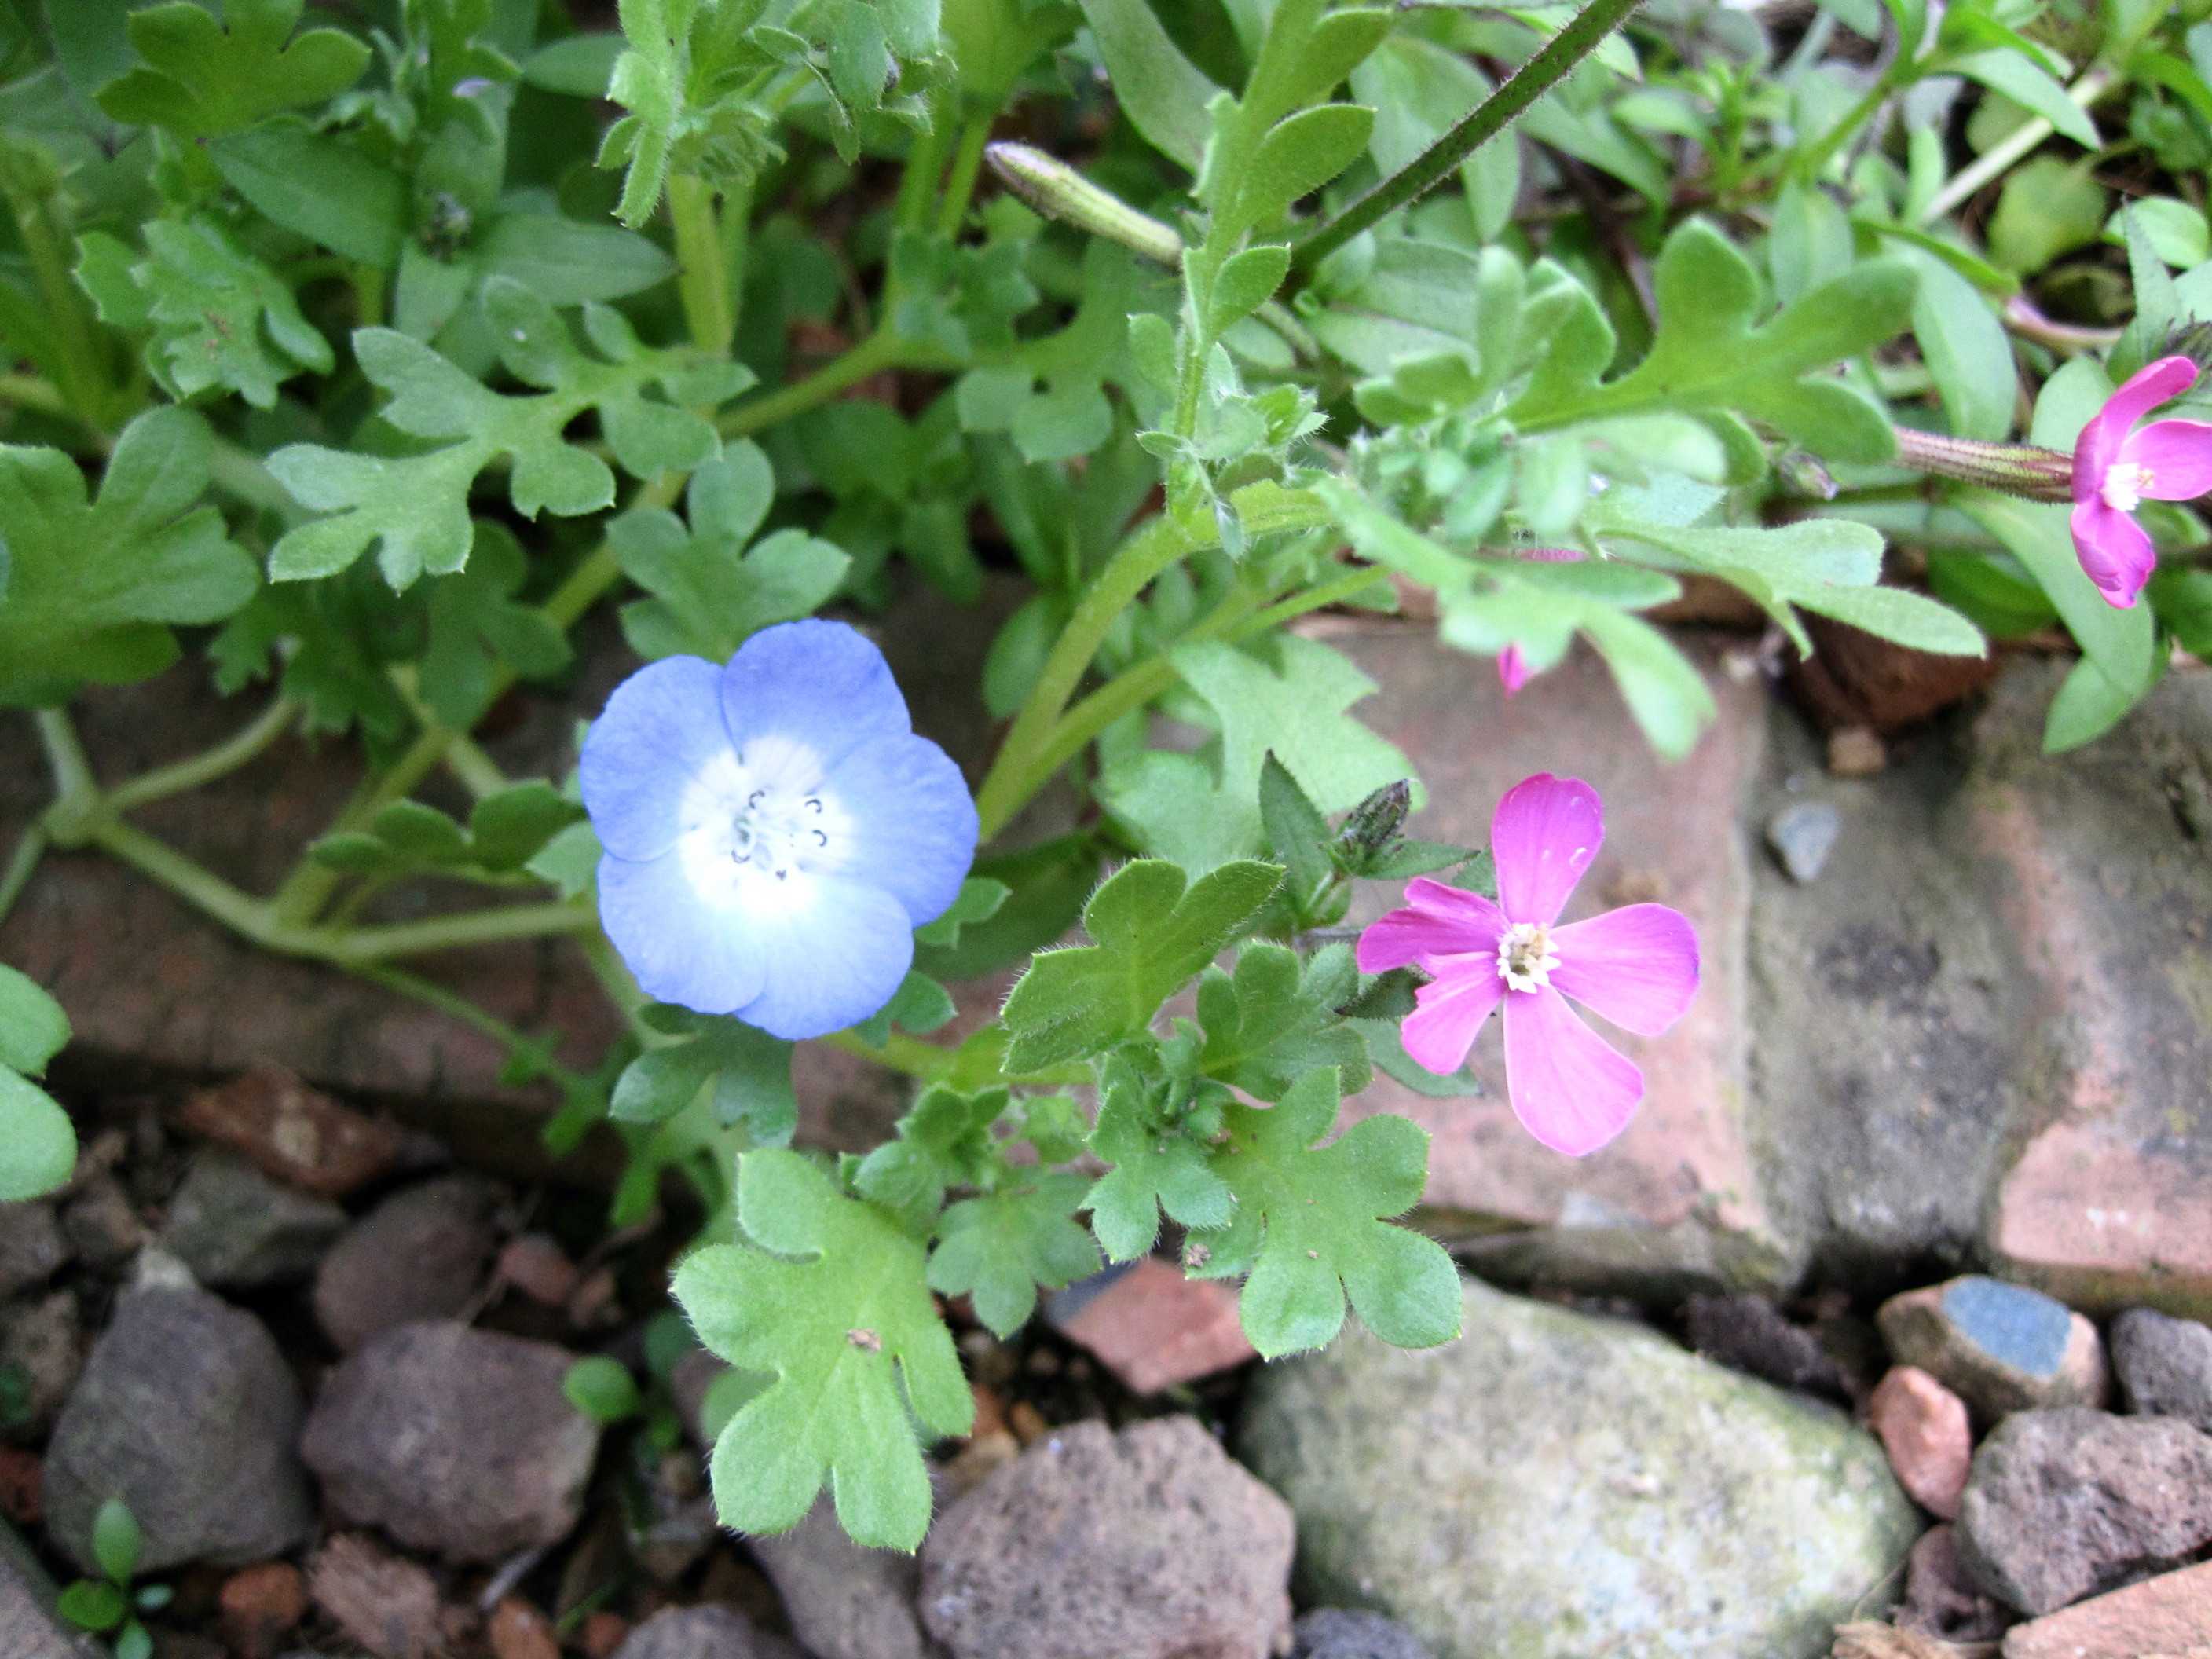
[0,1072,77,1203]
[852,1085,1007,1232]
[1196,943,1371,1102]
[1229,102,1375,236]
[928,1173,1102,1337]
[562,1356,645,1423]
[208,122,407,268]
[0,965,70,1076]
[527,822,603,899]
[92,1496,142,1586]
[1207,244,1290,336]
[1082,1057,1236,1261]
[1074,0,1223,170]
[1258,753,1332,909]
[56,1580,126,1633]
[96,0,371,137]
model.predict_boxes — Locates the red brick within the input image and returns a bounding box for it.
[2003,1559,2212,1659]
[1048,1258,1256,1394]
[1868,1366,1971,1519]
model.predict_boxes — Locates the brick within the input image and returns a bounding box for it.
[2001,1559,2212,1659]
[1046,1258,1255,1394]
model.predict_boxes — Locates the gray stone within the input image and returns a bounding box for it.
[159,1152,346,1290]
[749,1496,932,1659]
[1291,1609,1434,1659]
[0,1528,95,1658]
[313,1175,501,1351]
[1239,1277,1922,1659]
[920,1417,1293,1659]
[1956,1408,2212,1615]
[1877,1276,2107,1420]
[1895,1524,2012,1643]
[1765,799,1840,883]
[59,1175,145,1272]
[2110,1308,2212,1432]
[1686,1292,1848,1399]
[0,1289,82,1441]
[43,1286,314,1573]
[300,1320,600,1563]
[0,1203,67,1299]
[612,1607,805,1659]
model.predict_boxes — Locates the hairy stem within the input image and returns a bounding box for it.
[670,174,735,357]
[1295,0,1648,269]
[936,113,997,237]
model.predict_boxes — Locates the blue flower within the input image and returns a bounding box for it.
[580,621,978,1040]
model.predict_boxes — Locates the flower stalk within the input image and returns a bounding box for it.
[1890,427,2075,502]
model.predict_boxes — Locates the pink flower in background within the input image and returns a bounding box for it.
[1497,645,1530,698]
[2070,355,2212,608]
[1356,773,1698,1157]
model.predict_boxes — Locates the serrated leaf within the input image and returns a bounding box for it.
[1082,1057,1236,1261]
[928,1173,1101,1337]
[96,0,370,137]
[1195,943,1371,1101]
[0,407,258,706]
[1258,752,1332,909]
[674,1150,973,1551]
[1000,859,1283,1071]
[1186,1068,1459,1357]
[1510,219,1913,464]
[851,1085,1007,1232]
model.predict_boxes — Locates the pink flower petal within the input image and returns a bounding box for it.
[2075,357,2199,504]
[1500,986,1644,1156]
[2069,498,2155,609]
[1498,645,1529,698]
[1490,773,1602,927]
[1401,958,1507,1075]
[2121,419,2212,500]
[1549,903,1700,1036]
[1355,881,1507,973]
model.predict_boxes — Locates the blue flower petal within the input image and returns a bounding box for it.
[580,656,733,860]
[720,621,912,774]
[823,734,978,926]
[735,877,916,1040]
[597,850,766,1014]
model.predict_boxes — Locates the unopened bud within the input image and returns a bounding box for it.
[1889,426,2074,502]
[1336,779,1412,859]
[985,142,1184,267]
[2159,318,2212,377]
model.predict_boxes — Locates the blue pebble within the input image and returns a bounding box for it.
[1941,1276,2071,1376]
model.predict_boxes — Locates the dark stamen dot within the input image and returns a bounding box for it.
[806,797,822,813]
[812,830,828,847]
[747,790,765,808]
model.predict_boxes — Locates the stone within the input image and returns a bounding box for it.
[2111,1308,2212,1432]
[1870,1366,1973,1520]
[1685,1291,1848,1398]
[2002,1560,2212,1659]
[1827,727,1887,775]
[921,1416,1294,1659]
[44,1287,313,1573]
[489,1599,561,1659]
[58,1174,145,1271]
[1043,1259,1255,1396]
[306,1533,441,1659]
[313,1175,503,1351]
[177,1068,407,1199]
[159,1152,346,1289]
[611,1607,805,1659]
[0,1290,82,1443]
[1877,1276,2108,1421]
[0,1533,95,1658]
[300,1320,600,1563]
[1895,1524,2010,1643]
[1309,620,1785,1296]
[1766,799,1841,883]
[493,1234,579,1308]
[0,1204,67,1300]
[1291,1609,1434,1659]
[747,1495,931,1659]
[1239,1277,1921,1659]
[1956,1408,2212,1614]
[217,1562,308,1659]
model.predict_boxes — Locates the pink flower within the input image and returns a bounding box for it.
[1498,645,1529,698]
[2070,355,2212,608]
[1356,773,1699,1157]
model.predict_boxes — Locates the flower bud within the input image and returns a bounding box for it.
[1335,779,1412,861]
[984,143,1184,267]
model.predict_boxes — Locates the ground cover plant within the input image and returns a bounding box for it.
[1,0,2207,1565]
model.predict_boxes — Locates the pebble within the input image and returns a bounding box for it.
[58,1174,145,1271]
[1868,1366,1972,1519]
[300,1320,600,1563]
[1893,1524,2010,1643]
[1766,800,1842,883]
[1291,1608,1435,1659]
[493,1234,579,1308]
[1956,1407,2212,1614]
[610,1606,806,1659]
[159,1152,345,1290]
[217,1562,307,1659]
[2002,1558,2212,1659]
[2110,1307,2212,1433]
[488,1598,561,1659]
[177,1066,404,1198]
[1044,1259,1256,1396]
[0,1289,82,1442]
[748,1495,932,1659]
[580,1612,631,1659]
[920,1417,1295,1659]
[1685,1292,1848,1399]
[1827,727,1887,776]
[306,1533,441,1659]
[0,1203,67,1299]
[313,1175,503,1351]
[42,1286,313,1574]
[1877,1276,2108,1421]
[0,1544,95,1657]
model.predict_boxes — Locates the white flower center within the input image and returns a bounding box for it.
[1497,921,1560,992]
[2102,460,2150,513]
[674,738,854,917]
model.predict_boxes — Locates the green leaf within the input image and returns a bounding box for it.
[1906,246,2015,441]
[55,1580,126,1633]
[478,213,678,306]
[1207,244,1290,336]
[2105,199,2210,270]
[0,1072,77,1204]
[92,1496,141,1586]
[1946,48,2097,148]
[1196,943,1370,1101]
[614,444,848,661]
[468,783,587,872]
[1186,1069,1460,1358]
[1000,859,1283,1071]
[851,1085,1006,1232]
[1793,582,1990,655]
[611,1013,797,1147]
[0,407,258,706]
[1258,752,1332,910]
[1987,156,2105,276]
[1509,219,1913,464]
[527,821,603,899]
[2150,568,2212,661]
[928,1173,1102,1337]
[1075,0,1223,170]
[1082,1054,1236,1260]
[1352,35,1520,245]
[1227,101,1375,237]
[0,964,70,1076]
[208,121,407,268]
[268,282,734,588]
[421,527,574,729]
[913,877,1010,949]
[2042,652,2147,751]
[96,0,370,137]
[562,1356,645,1423]
[673,1150,973,1551]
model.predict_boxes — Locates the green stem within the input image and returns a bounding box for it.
[105,698,299,816]
[94,819,281,944]
[936,113,996,237]
[33,708,97,821]
[1294,0,1649,269]
[0,374,75,421]
[348,963,595,1095]
[331,901,599,963]
[1916,66,2116,224]
[0,824,46,928]
[718,329,906,438]
[669,174,735,357]
[895,101,955,233]
[1789,68,1905,185]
